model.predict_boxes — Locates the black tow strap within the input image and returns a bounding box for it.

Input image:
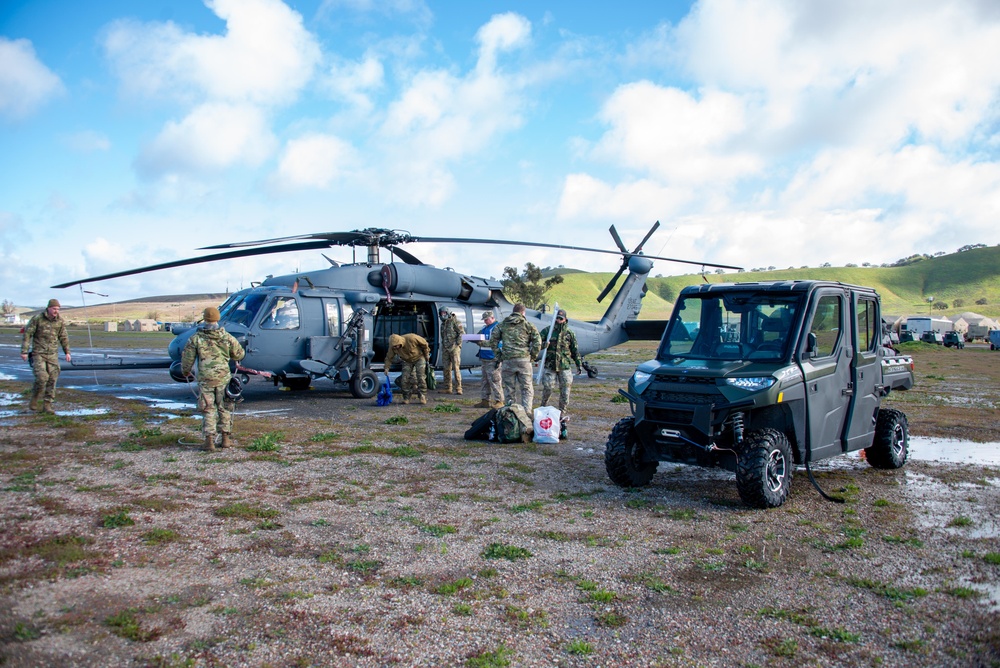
[805,458,845,503]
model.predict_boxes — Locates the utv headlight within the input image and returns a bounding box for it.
[725,376,776,392]
[631,370,652,389]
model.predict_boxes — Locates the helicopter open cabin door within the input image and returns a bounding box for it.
[248,294,313,382]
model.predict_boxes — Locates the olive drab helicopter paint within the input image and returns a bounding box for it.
[52,226,741,399]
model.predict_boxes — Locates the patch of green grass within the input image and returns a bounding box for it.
[509,500,544,514]
[595,611,627,627]
[141,528,182,545]
[666,508,697,521]
[585,589,616,604]
[433,403,461,413]
[5,470,40,492]
[983,552,1000,565]
[482,543,532,561]
[308,432,340,442]
[808,627,861,643]
[245,432,282,452]
[625,498,651,509]
[390,445,422,457]
[942,586,981,600]
[385,415,409,425]
[26,534,95,564]
[434,577,474,596]
[894,638,926,652]
[882,535,924,548]
[847,577,929,601]
[420,523,457,537]
[348,559,381,575]
[13,622,41,641]
[505,605,549,628]
[465,644,513,667]
[947,515,973,528]
[104,609,159,642]
[256,520,282,530]
[566,639,593,655]
[763,637,798,658]
[214,503,280,520]
[101,510,135,528]
[453,602,473,616]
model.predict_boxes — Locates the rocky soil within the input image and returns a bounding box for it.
[0,339,998,667]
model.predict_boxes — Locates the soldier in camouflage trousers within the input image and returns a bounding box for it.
[438,307,465,394]
[181,307,246,451]
[386,333,431,404]
[538,308,583,414]
[490,303,541,415]
[21,298,71,413]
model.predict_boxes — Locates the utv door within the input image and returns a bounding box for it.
[843,293,881,451]
[799,290,852,461]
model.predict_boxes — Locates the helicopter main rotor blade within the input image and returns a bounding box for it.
[408,235,742,271]
[199,231,369,250]
[387,246,423,265]
[51,240,336,289]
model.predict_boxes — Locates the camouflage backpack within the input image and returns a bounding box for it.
[492,404,532,444]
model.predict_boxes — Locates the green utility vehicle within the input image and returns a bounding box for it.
[606,281,915,508]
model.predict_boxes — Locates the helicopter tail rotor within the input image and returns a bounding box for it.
[596,221,661,303]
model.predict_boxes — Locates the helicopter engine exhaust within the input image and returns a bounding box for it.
[369,264,491,304]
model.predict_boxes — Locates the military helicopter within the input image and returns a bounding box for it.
[53,225,740,399]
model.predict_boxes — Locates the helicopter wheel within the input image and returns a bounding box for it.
[351,370,379,399]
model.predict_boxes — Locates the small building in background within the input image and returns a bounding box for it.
[103,321,118,332]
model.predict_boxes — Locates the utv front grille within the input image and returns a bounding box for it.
[643,389,719,405]
[646,407,694,425]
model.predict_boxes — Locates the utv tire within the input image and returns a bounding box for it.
[350,370,379,399]
[864,408,909,469]
[604,418,657,487]
[736,428,793,509]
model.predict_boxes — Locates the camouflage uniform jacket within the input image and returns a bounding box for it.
[181,325,246,388]
[440,314,464,350]
[21,312,70,358]
[539,323,582,372]
[386,333,431,365]
[490,313,541,361]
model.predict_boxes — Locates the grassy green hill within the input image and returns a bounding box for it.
[543,246,1000,321]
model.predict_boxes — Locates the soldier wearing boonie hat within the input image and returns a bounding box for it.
[20,298,72,413]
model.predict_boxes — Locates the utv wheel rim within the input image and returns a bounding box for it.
[766,450,787,492]
[891,424,906,458]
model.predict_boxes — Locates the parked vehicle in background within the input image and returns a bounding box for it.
[921,331,945,345]
[606,281,914,509]
[990,330,1000,350]
[943,331,965,349]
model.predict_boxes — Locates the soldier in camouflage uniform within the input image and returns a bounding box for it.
[21,298,71,413]
[475,311,504,409]
[181,307,246,451]
[386,333,431,404]
[438,307,465,394]
[538,308,583,414]
[490,303,541,415]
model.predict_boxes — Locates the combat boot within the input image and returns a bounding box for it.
[220,433,232,449]
[401,396,409,404]
[418,394,427,404]
[454,386,463,395]
[28,393,40,411]
[438,385,452,394]
[475,399,491,408]
[490,401,505,410]
[203,435,216,452]
[42,401,55,414]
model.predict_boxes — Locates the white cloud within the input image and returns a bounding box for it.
[135,103,277,178]
[376,13,531,205]
[320,55,385,112]
[560,0,1000,268]
[104,0,320,105]
[274,133,359,189]
[0,38,65,121]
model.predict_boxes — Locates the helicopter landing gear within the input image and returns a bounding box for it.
[351,370,379,399]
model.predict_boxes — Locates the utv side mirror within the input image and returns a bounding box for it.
[806,332,817,358]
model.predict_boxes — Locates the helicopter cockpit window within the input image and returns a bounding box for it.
[261,297,300,330]
[221,292,267,327]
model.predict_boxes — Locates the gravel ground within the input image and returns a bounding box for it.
[1,342,999,667]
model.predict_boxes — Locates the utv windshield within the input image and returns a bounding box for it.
[658,292,802,361]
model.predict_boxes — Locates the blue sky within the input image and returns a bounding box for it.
[2,0,999,307]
